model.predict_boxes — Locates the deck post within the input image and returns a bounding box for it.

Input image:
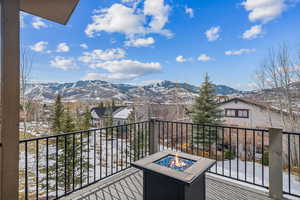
[0,0,20,199]
[149,118,159,155]
[268,128,283,200]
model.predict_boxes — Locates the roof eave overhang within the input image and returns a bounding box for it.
[20,0,79,25]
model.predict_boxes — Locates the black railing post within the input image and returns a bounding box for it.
[269,128,283,200]
[149,118,159,155]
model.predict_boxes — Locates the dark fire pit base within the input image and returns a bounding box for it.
[132,150,215,200]
[144,169,205,200]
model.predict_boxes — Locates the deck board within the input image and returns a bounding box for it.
[63,168,275,200]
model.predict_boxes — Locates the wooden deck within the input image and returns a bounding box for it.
[63,168,276,200]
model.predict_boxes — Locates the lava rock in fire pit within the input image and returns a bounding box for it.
[154,154,195,172]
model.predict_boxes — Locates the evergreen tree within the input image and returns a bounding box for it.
[45,106,90,193]
[104,107,113,127]
[104,107,114,139]
[61,109,76,133]
[50,94,64,133]
[190,73,222,151]
[128,105,136,123]
[82,106,91,130]
[127,105,145,161]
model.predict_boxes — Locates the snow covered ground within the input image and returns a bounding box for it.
[210,159,300,196]
[19,121,50,137]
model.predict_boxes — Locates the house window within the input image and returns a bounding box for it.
[238,110,248,118]
[225,109,236,117]
[225,109,249,118]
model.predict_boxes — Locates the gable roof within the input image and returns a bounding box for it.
[91,106,125,119]
[113,107,133,119]
[219,97,269,109]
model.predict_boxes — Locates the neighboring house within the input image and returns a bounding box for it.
[218,97,293,131]
[218,98,300,164]
[91,106,132,127]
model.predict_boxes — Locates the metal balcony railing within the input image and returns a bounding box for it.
[19,120,300,199]
[19,121,150,199]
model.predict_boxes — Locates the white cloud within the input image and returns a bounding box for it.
[80,43,89,49]
[85,4,146,38]
[144,0,172,37]
[82,59,162,81]
[241,0,286,23]
[125,37,155,47]
[205,26,221,42]
[176,55,187,63]
[78,48,126,67]
[225,48,256,55]
[30,41,48,52]
[32,17,48,29]
[242,25,263,39]
[85,1,172,38]
[93,59,161,74]
[56,42,70,52]
[185,6,194,18]
[197,54,212,62]
[50,56,78,70]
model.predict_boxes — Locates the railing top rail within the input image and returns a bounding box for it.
[154,119,269,132]
[19,118,300,144]
[19,120,149,143]
[283,131,300,136]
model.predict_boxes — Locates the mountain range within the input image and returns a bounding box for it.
[25,80,240,103]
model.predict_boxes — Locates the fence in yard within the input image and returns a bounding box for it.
[19,119,300,199]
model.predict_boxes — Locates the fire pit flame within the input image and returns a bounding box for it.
[171,153,187,168]
[154,154,195,172]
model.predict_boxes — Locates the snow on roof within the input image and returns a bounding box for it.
[113,107,133,119]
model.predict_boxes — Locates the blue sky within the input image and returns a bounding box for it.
[20,0,300,90]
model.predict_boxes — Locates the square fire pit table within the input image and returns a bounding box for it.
[131,150,216,200]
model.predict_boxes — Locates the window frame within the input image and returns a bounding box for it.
[224,108,249,118]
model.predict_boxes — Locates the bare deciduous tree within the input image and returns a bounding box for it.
[255,44,300,167]
[20,47,34,135]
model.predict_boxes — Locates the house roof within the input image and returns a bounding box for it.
[20,0,79,25]
[113,107,133,119]
[91,106,125,119]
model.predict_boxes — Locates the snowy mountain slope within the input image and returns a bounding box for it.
[25,80,240,103]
